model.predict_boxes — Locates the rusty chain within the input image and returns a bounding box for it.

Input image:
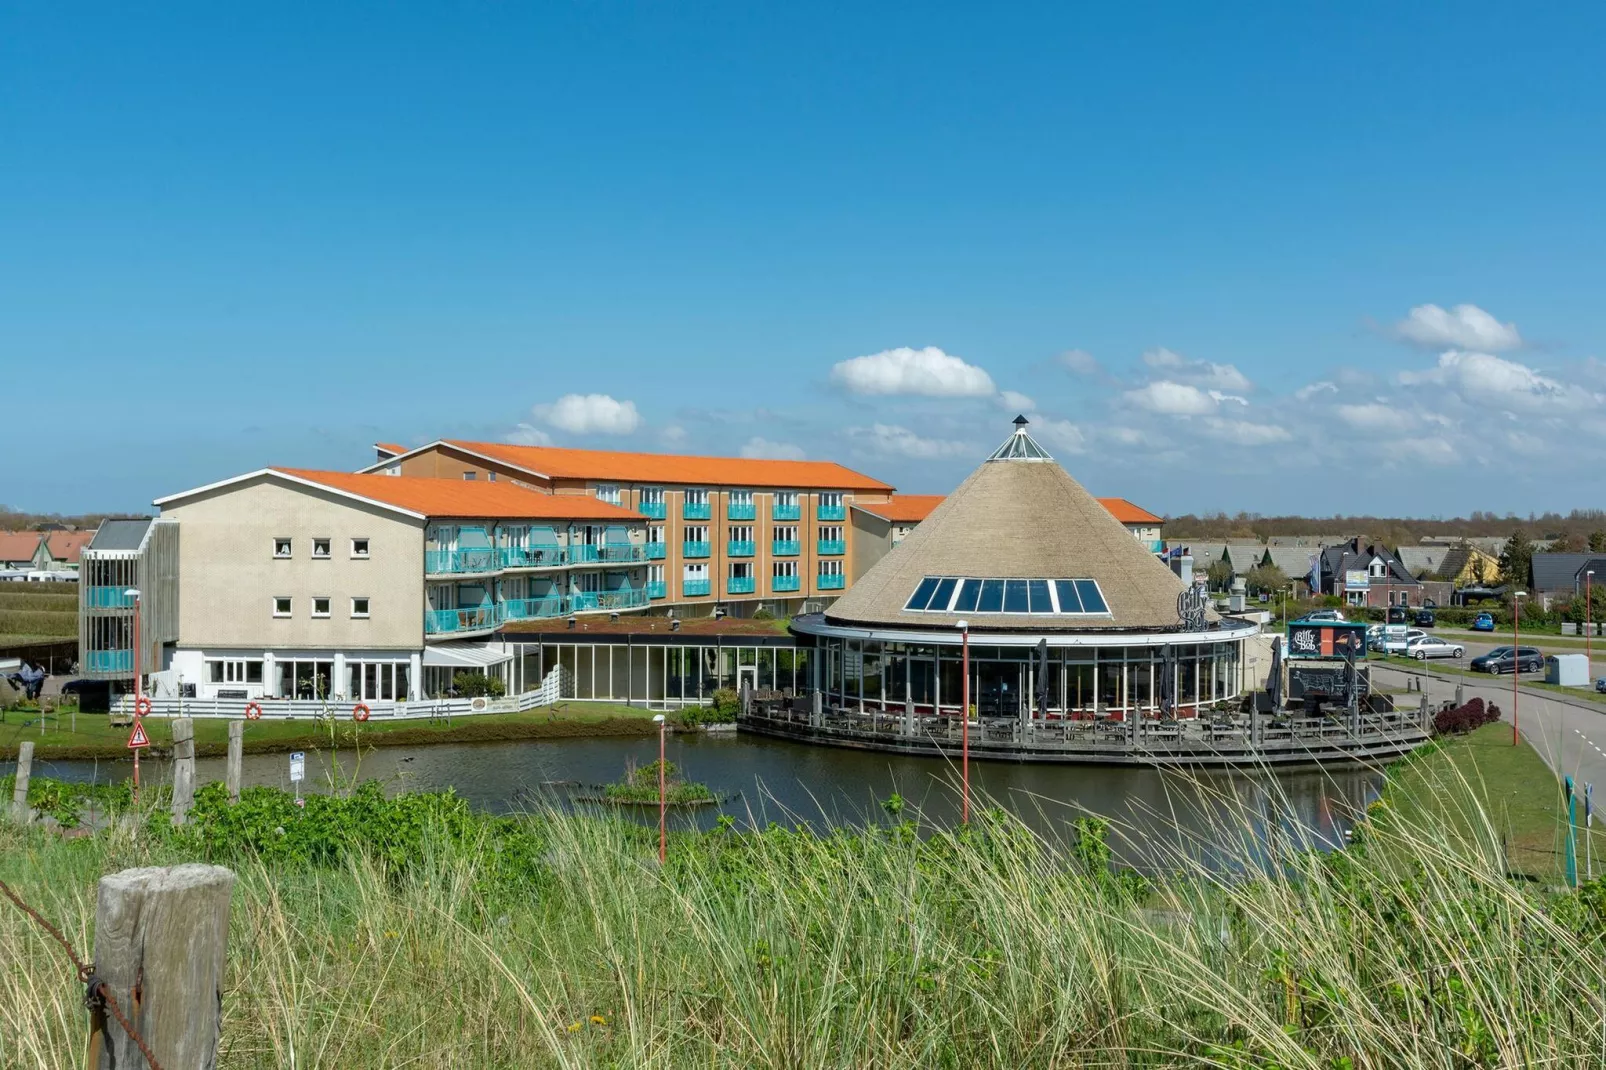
[0,874,165,1070]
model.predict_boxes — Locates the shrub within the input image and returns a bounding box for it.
[451,671,506,698]
[711,687,740,716]
[1433,697,1501,736]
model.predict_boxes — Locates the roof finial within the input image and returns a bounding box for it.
[1013,414,1029,431]
[988,416,1053,462]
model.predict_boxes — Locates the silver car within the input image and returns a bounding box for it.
[1405,635,1465,661]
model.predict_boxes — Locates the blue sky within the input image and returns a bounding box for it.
[5,2,1605,517]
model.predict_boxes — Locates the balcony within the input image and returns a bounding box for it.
[727,501,756,521]
[425,547,500,574]
[645,541,666,560]
[570,543,645,564]
[773,501,802,521]
[683,579,711,597]
[570,588,650,613]
[817,572,845,590]
[817,539,845,556]
[1142,539,1165,554]
[684,540,710,558]
[86,649,132,673]
[817,502,846,521]
[727,539,755,557]
[727,576,756,595]
[500,596,566,623]
[647,580,667,599]
[499,544,565,569]
[772,539,800,556]
[84,586,136,609]
[638,501,666,520]
[425,605,498,635]
[683,501,712,521]
[772,574,800,593]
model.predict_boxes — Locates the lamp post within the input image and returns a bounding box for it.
[125,588,142,801]
[1512,590,1528,747]
[652,714,667,864]
[957,618,970,825]
[1587,570,1595,675]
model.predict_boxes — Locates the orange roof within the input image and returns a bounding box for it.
[374,442,406,457]
[432,440,894,492]
[43,530,94,564]
[857,494,945,523]
[1097,497,1163,525]
[0,532,42,562]
[272,469,645,521]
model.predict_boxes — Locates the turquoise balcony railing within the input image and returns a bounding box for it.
[570,543,644,564]
[87,649,133,673]
[425,605,498,635]
[683,501,711,520]
[727,539,754,557]
[500,596,566,623]
[1142,539,1164,554]
[727,576,756,595]
[772,574,800,593]
[683,579,711,597]
[817,572,845,590]
[683,540,710,558]
[426,547,499,574]
[773,501,801,521]
[499,544,565,569]
[84,586,136,609]
[772,539,800,556]
[570,588,649,613]
[817,539,846,556]
[817,502,846,521]
[647,580,667,599]
[645,541,666,560]
[727,501,756,521]
[638,501,666,520]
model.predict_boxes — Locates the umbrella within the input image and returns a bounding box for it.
[1269,633,1283,710]
[1159,644,1176,717]
[1035,638,1050,718]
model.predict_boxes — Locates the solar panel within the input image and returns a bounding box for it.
[901,576,1111,615]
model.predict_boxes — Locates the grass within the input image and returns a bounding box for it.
[0,701,670,760]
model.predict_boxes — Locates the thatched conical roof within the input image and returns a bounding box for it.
[828,419,1202,632]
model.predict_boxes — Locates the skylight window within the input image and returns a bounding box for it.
[903,577,1111,615]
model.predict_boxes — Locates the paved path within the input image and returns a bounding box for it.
[1373,662,1606,792]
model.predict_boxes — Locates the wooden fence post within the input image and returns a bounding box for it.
[170,718,196,825]
[226,720,244,803]
[89,864,235,1070]
[10,740,32,824]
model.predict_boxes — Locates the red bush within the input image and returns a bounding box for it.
[1433,696,1502,736]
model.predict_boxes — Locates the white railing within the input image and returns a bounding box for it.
[110,664,577,721]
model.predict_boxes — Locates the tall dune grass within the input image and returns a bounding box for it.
[3,752,1605,1068]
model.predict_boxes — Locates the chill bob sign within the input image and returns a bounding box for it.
[1286,620,1368,659]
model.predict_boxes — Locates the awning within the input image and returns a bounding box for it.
[421,642,514,669]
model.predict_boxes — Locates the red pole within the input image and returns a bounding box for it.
[658,717,667,865]
[1512,595,1521,747]
[132,593,142,803]
[960,625,970,825]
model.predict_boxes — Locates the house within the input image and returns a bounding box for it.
[0,532,49,572]
[1396,546,1450,579]
[1257,546,1322,595]
[1532,553,1604,603]
[1313,538,1423,607]
[1431,544,1502,588]
[38,530,94,573]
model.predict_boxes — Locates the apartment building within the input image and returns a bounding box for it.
[81,467,648,700]
[360,440,895,616]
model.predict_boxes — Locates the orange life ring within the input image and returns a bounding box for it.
[352,703,371,722]
[133,695,153,717]
[244,701,263,721]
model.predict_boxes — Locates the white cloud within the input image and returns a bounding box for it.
[1056,349,1103,377]
[659,424,688,445]
[1335,403,1400,432]
[1395,303,1522,352]
[1295,381,1338,401]
[1201,418,1292,446]
[1024,414,1086,454]
[1207,390,1249,407]
[850,423,974,460]
[830,346,996,398]
[738,436,806,460]
[1123,380,1219,416]
[1393,437,1459,465]
[1102,426,1147,447]
[533,393,642,435]
[505,423,553,446]
[1142,347,1253,392]
[997,389,1036,411]
[1400,350,1600,412]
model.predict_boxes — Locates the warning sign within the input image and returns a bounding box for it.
[126,719,151,749]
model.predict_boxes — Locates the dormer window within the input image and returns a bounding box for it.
[596,483,621,505]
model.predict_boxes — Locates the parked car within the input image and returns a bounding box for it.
[1404,635,1464,660]
[1470,646,1544,674]
[1386,606,1411,625]
[1379,628,1430,654]
[1471,612,1496,632]
[1597,677,1606,695]
[1414,609,1436,627]
[1299,609,1346,623]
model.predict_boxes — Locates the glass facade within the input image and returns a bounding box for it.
[524,640,810,706]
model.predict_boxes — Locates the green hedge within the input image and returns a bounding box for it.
[0,610,76,638]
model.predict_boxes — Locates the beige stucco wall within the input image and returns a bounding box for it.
[162,475,425,650]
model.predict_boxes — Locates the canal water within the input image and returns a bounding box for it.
[12,732,1384,869]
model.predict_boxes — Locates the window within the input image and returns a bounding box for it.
[731,561,754,580]
[312,538,331,559]
[685,525,709,542]
[641,486,664,506]
[312,596,331,618]
[820,525,844,542]
[773,560,799,579]
[775,491,799,509]
[648,525,664,543]
[463,471,476,481]
[207,659,263,684]
[351,538,370,558]
[730,525,754,542]
[487,471,497,482]
[351,597,370,618]
[596,483,621,505]
[730,490,753,507]
[273,538,292,559]
[902,577,1110,615]
[774,524,798,542]
[685,488,709,507]
[273,596,291,617]
[819,560,844,577]
[383,464,401,476]
[820,492,843,509]
[648,564,665,583]
[683,563,708,580]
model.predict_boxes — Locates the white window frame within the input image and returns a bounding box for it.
[730,525,754,542]
[273,596,292,617]
[351,597,371,618]
[595,483,621,505]
[487,471,497,482]
[775,491,799,510]
[351,538,370,559]
[207,658,264,685]
[730,489,754,507]
[641,486,665,506]
[820,525,844,542]
[648,524,665,544]
[312,596,332,619]
[684,525,709,543]
[819,492,844,509]
[730,561,754,580]
[684,487,709,507]
[462,471,477,481]
[648,563,665,583]
[683,562,709,581]
[273,538,292,559]
[312,537,332,560]
[819,560,844,578]
[773,560,798,579]
[773,524,799,542]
